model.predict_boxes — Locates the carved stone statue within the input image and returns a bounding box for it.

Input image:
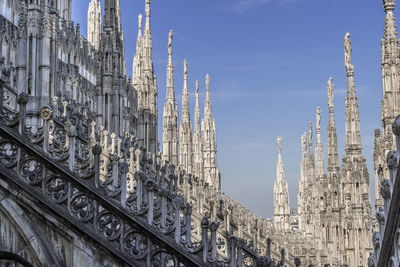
[184,59,187,76]
[138,14,142,30]
[196,80,199,93]
[316,106,321,129]
[308,121,313,144]
[277,136,282,153]
[301,132,307,152]
[344,33,352,68]
[327,77,334,107]
[168,29,173,49]
[206,74,210,90]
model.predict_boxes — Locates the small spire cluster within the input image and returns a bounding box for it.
[160,29,219,189]
[276,33,373,266]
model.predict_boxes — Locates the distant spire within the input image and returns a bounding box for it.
[179,60,193,172]
[193,79,203,180]
[182,60,190,119]
[276,136,284,181]
[344,33,362,155]
[194,80,201,134]
[315,106,324,177]
[132,14,143,84]
[327,77,340,173]
[273,136,290,232]
[300,132,308,182]
[308,121,314,177]
[204,74,212,119]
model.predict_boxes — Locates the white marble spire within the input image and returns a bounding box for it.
[193,80,204,180]
[344,33,362,155]
[327,77,339,174]
[273,136,290,232]
[162,30,178,165]
[179,60,193,172]
[201,74,219,190]
[315,106,324,177]
[87,0,101,49]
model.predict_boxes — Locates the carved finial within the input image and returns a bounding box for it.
[344,33,353,70]
[316,106,321,129]
[196,80,199,94]
[301,132,307,150]
[138,14,143,30]
[206,74,210,91]
[277,136,282,154]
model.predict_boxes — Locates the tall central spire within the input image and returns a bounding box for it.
[344,33,362,155]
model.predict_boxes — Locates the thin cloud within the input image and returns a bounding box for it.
[233,0,271,13]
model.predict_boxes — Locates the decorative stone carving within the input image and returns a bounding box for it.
[386,150,398,170]
[380,179,391,199]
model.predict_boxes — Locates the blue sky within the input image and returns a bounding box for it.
[72,0,384,218]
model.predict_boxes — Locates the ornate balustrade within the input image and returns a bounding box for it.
[0,68,303,266]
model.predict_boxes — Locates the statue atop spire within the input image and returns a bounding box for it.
[138,14,143,31]
[196,79,199,93]
[184,59,188,76]
[168,29,173,55]
[327,77,334,108]
[344,32,353,72]
[316,106,321,130]
[206,74,210,92]
[277,136,282,154]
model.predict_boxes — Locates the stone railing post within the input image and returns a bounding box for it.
[40,106,53,154]
[52,96,59,117]
[184,203,192,246]
[120,162,128,208]
[160,187,168,230]
[111,153,119,189]
[92,144,102,188]
[173,196,184,244]
[144,179,156,225]
[135,149,143,211]
[228,236,237,267]
[17,92,28,135]
[201,216,209,264]
[67,125,76,172]
[209,221,220,262]
[236,238,244,267]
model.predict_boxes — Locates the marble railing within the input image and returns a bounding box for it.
[0,75,305,266]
